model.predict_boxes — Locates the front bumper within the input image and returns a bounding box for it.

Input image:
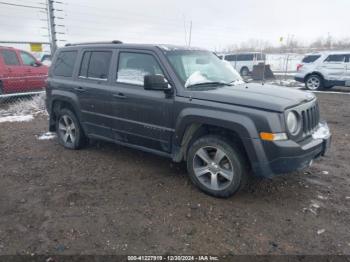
[253,122,331,177]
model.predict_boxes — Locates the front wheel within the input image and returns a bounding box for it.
[186,135,248,198]
[305,74,323,90]
[56,108,87,149]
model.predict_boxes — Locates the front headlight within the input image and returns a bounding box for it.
[287,111,299,135]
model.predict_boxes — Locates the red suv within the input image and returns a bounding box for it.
[0,46,48,94]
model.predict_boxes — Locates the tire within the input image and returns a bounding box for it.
[305,74,323,90]
[240,67,249,77]
[56,108,87,149]
[186,135,248,198]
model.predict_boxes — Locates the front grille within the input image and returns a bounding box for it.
[301,102,320,135]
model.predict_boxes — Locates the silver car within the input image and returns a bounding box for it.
[295,51,350,90]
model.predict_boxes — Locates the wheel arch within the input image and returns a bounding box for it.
[304,71,324,82]
[172,111,260,170]
[240,66,249,74]
[48,95,82,132]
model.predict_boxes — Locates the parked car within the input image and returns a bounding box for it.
[0,46,48,94]
[219,52,266,76]
[46,41,331,198]
[40,54,52,66]
[295,51,350,90]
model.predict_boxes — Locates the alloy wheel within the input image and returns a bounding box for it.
[192,146,234,191]
[58,115,76,145]
[306,76,321,90]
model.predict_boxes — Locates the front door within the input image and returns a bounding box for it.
[321,54,347,83]
[19,51,47,92]
[0,49,26,93]
[111,50,174,153]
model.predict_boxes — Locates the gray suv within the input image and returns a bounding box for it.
[46,41,331,198]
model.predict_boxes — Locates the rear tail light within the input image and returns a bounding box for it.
[297,64,303,71]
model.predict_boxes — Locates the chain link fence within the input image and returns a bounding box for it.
[0,41,50,105]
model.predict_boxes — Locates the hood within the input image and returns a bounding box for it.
[186,83,316,112]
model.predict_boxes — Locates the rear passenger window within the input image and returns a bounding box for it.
[302,55,321,63]
[117,52,164,86]
[324,54,346,63]
[1,50,20,65]
[79,51,112,80]
[346,55,350,63]
[53,51,77,77]
[237,54,253,61]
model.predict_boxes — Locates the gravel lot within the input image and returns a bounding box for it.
[0,91,349,255]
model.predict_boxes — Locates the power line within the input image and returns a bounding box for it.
[0,1,46,10]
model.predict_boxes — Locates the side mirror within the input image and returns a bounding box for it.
[32,61,42,67]
[144,74,171,91]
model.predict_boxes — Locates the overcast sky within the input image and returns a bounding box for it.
[0,0,349,50]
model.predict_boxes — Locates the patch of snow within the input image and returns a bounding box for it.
[185,71,209,88]
[0,114,33,123]
[317,195,328,200]
[317,229,326,235]
[0,93,46,123]
[345,196,350,200]
[37,132,56,140]
[321,171,329,175]
[268,79,304,88]
[304,200,322,215]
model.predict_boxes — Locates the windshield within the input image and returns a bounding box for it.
[165,50,243,88]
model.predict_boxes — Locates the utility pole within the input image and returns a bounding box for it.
[47,0,57,55]
[188,20,192,47]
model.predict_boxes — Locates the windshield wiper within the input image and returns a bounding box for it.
[186,81,232,89]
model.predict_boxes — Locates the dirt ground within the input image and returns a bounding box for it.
[0,91,349,255]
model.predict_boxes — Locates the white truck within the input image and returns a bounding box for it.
[218,52,266,77]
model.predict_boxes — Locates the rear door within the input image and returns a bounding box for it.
[111,50,174,153]
[19,51,48,91]
[321,54,347,82]
[75,49,115,139]
[0,49,26,93]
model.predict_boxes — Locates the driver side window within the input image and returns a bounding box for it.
[116,52,164,86]
[20,51,36,66]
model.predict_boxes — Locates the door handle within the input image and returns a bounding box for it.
[74,86,86,92]
[113,93,127,99]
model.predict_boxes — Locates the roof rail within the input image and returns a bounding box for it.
[65,40,123,47]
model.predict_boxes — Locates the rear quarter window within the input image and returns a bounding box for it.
[79,51,112,80]
[302,55,321,63]
[53,50,78,77]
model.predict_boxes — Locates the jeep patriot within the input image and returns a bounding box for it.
[46,41,331,198]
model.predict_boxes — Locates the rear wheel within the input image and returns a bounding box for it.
[186,135,248,198]
[240,67,249,77]
[56,108,87,149]
[305,74,323,90]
